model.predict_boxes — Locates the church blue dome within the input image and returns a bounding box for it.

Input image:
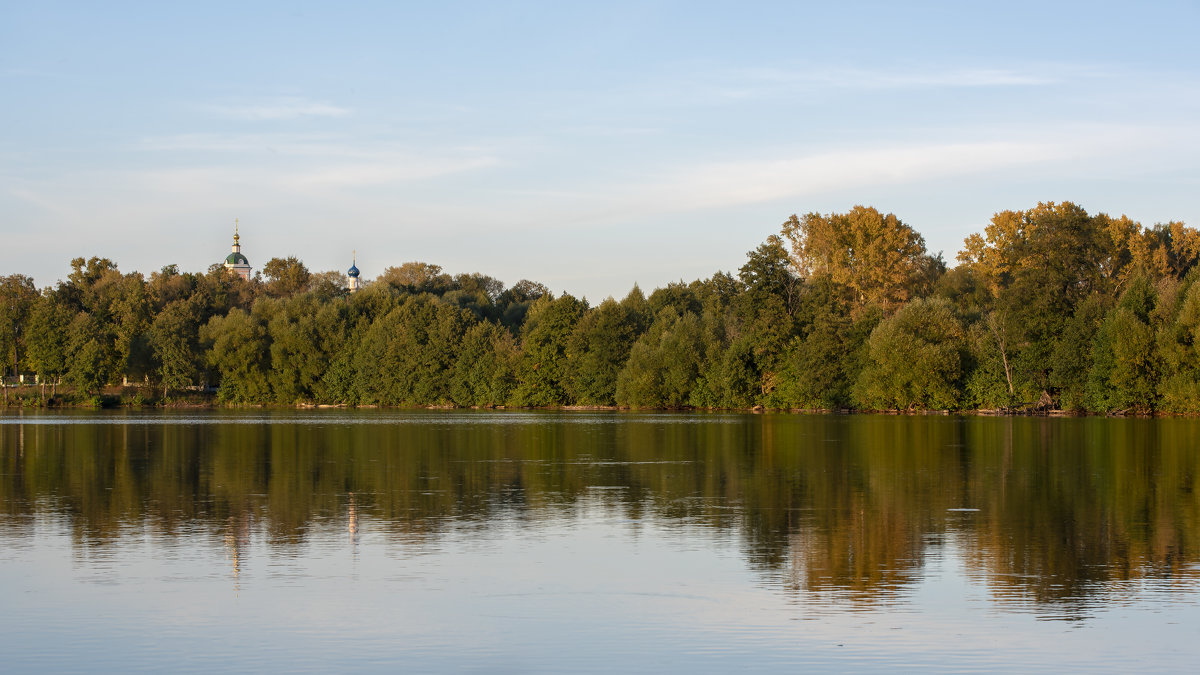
[347,264,360,277]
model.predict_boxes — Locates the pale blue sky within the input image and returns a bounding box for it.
[4,1,1199,300]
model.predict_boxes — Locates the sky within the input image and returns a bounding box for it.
[3,1,1200,301]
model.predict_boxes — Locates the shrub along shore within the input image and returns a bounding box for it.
[4,201,1200,415]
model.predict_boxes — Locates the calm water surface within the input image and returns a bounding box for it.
[1,410,1198,672]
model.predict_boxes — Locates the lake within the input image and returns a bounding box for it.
[1,410,1198,672]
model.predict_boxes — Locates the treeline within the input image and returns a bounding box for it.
[3,200,1200,413]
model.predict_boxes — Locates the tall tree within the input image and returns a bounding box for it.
[959,202,1123,394]
[782,206,940,313]
[565,298,641,405]
[513,294,586,406]
[65,313,116,396]
[451,321,520,407]
[201,308,271,403]
[1086,275,1161,412]
[0,274,38,377]
[149,299,202,396]
[23,294,72,396]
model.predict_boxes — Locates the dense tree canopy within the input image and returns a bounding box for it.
[5,200,1200,414]
[782,206,942,313]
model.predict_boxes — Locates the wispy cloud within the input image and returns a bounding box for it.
[683,63,1082,102]
[743,65,1063,90]
[6,185,79,218]
[140,132,363,155]
[631,124,1181,214]
[207,97,351,121]
[473,123,1183,230]
[129,156,500,194]
[648,141,1064,210]
[134,131,502,188]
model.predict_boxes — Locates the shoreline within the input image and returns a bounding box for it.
[0,387,1169,417]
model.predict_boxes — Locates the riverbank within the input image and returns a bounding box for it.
[0,384,1165,417]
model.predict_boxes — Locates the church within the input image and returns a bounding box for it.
[222,221,362,292]
[222,220,252,281]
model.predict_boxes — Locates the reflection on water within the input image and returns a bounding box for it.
[1,410,1199,672]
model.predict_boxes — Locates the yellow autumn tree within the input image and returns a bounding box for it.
[781,205,940,313]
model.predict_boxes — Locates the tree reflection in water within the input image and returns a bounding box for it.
[1,411,1197,615]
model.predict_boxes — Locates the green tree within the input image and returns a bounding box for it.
[616,309,705,408]
[201,308,271,403]
[1086,276,1160,412]
[264,297,327,403]
[149,299,202,396]
[23,294,72,396]
[855,298,967,410]
[648,282,703,317]
[0,274,38,377]
[1048,296,1108,410]
[353,296,474,405]
[65,313,116,396]
[1158,277,1200,411]
[497,279,550,329]
[958,202,1123,394]
[110,272,154,384]
[770,282,876,410]
[739,235,800,313]
[963,311,1020,410]
[564,298,642,405]
[512,294,586,406]
[309,300,357,403]
[451,322,521,406]
[262,256,312,297]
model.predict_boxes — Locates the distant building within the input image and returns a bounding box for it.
[223,220,252,281]
[348,251,362,293]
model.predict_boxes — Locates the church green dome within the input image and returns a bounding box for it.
[225,252,249,265]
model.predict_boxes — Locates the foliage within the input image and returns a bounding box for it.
[0,274,38,376]
[201,308,270,403]
[150,299,201,395]
[7,200,1200,413]
[615,309,705,408]
[782,206,941,313]
[512,294,586,406]
[854,298,967,410]
[262,256,312,297]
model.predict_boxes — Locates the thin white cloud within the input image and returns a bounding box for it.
[128,155,500,194]
[284,157,501,188]
[650,141,1064,210]
[447,123,1187,232]
[207,97,350,121]
[742,65,1063,90]
[132,132,502,188]
[138,132,500,163]
[645,122,1193,212]
[682,63,1087,103]
[139,132,369,156]
[5,184,79,219]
